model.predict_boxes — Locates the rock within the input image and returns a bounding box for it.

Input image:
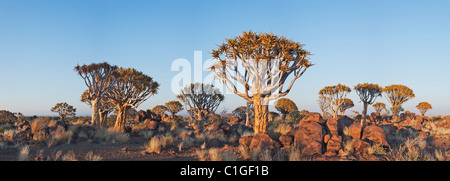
[18,120,31,130]
[418,131,429,139]
[353,139,371,154]
[206,120,223,131]
[294,122,325,156]
[300,112,325,124]
[249,133,281,151]
[361,125,389,147]
[337,116,354,135]
[239,136,253,147]
[144,119,158,130]
[279,135,294,147]
[220,122,231,134]
[14,131,32,141]
[325,135,342,153]
[326,117,338,135]
[348,123,363,140]
[229,117,241,125]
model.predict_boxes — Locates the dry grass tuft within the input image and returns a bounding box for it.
[18,145,30,161]
[94,128,130,143]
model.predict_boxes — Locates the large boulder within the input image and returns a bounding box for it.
[249,133,281,151]
[361,125,389,147]
[239,136,253,147]
[348,123,363,140]
[294,122,326,156]
[279,135,294,148]
[324,134,342,153]
[337,116,354,135]
[300,112,325,124]
[353,139,371,154]
[144,119,158,130]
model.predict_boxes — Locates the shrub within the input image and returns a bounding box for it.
[94,128,130,143]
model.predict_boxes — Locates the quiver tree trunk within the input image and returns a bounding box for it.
[196,111,205,131]
[99,111,109,128]
[360,102,369,139]
[114,106,128,132]
[91,99,100,128]
[253,98,268,134]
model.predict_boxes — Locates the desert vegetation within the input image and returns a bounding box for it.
[0,31,449,161]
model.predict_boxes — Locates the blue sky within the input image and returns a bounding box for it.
[0,0,449,116]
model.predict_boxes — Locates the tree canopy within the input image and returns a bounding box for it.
[416,102,432,116]
[319,84,351,118]
[383,84,415,117]
[165,100,183,117]
[275,98,298,120]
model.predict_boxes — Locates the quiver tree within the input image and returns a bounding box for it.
[275,98,298,121]
[177,83,224,130]
[318,84,351,119]
[209,31,313,133]
[74,62,118,128]
[81,90,115,127]
[50,102,76,122]
[383,84,415,119]
[165,100,183,117]
[354,83,383,130]
[152,105,168,116]
[372,102,387,115]
[416,102,432,116]
[108,67,160,132]
[338,98,354,116]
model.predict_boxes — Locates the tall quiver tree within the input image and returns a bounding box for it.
[50,102,76,122]
[275,98,298,121]
[108,67,159,132]
[319,84,351,119]
[383,84,415,120]
[74,62,118,128]
[177,83,224,130]
[81,90,115,127]
[354,83,383,133]
[416,102,432,116]
[210,31,313,134]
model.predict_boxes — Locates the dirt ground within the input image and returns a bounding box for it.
[0,136,198,161]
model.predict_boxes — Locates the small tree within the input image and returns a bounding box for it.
[108,67,160,132]
[416,102,432,116]
[210,31,313,134]
[177,83,224,130]
[372,102,387,115]
[165,100,183,117]
[74,62,118,128]
[338,98,354,116]
[152,105,168,116]
[354,83,383,129]
[275,98,298,121]
[319,84,351,119]
[383,84,415,119]
[50,102,76,122]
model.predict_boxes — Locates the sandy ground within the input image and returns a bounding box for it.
[0,136,197,161]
